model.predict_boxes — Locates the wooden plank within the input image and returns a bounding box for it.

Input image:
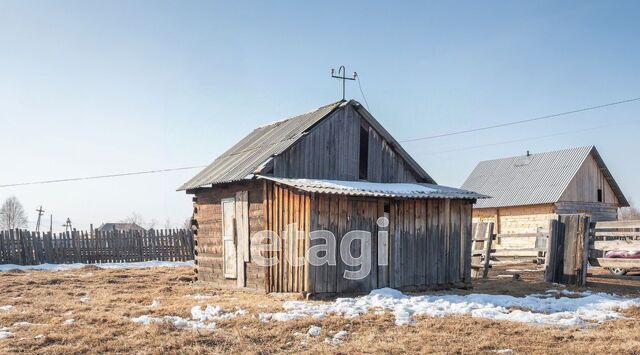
[594,258,640,268]
[595,220,640,229]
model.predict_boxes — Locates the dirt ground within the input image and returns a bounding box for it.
[1,262,639,354]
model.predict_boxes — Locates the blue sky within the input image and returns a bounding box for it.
[1,1,639,231]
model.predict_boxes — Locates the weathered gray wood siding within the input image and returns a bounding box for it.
[554,201,618,222]
[307,194,473,294]
[273,105,423,183]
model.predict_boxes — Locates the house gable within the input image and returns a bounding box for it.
[558,150,621,205]
[271,101,434,183]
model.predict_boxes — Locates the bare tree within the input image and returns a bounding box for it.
[619,199,640,221]
[0,197,29,230]
[148,218,158,230]
[164,217,173,230]
[183,217,192,230]
[121,212,146,227]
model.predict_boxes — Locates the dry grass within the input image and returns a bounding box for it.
[1,263,639,354]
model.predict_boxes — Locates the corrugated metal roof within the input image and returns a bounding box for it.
[461,146,629,208]
[178,101,344,191]
[261,176,488,200]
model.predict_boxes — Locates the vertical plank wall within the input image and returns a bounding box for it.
[263,181,311,293]
[309,194,474,294]
[273,105,423,183]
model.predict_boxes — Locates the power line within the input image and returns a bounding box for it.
[355,73,370,111]
[417,120,639,156]
[400,96,640,143]
[0,165,206,188]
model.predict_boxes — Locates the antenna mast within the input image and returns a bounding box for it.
[331,65,357,100]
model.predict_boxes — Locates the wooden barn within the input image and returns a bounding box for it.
[179,100,485,295]
[461,146,628,253]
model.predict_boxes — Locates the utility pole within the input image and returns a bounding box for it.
[331,66,357,100]
[35,206,45,233]
[62,218,72,233]
[49,214,53,236]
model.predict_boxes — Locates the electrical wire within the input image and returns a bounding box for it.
[417,120,639,156]
[355,74,371,111]
[400,96,640,143]
[0,165,206,188]
[2,96,638,188]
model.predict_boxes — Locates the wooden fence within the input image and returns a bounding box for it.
[588,219,640,275]
[0,229,194,265]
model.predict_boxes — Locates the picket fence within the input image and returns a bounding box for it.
[0,229,194,265]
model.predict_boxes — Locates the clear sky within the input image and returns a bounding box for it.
[1,1,639,231]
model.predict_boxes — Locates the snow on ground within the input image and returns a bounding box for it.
[259,288,640,327]
[0,305,14,312]
[505,269,543,272]
[131,305,246,331]
[0,260,194,272]
[63,319,75,325]
[147,298,161,308]
[307,325,321,337]
[324,330,348,345]
[0,327,12,339]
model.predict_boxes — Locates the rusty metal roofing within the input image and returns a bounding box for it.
[461,146,628,208]
[178,101,344,191]
[260,176,488,200]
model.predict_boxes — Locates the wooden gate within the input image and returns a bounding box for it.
[544,214,590,286]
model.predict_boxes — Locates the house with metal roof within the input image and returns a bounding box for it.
[462,146,628,241]
[180,99,485,295]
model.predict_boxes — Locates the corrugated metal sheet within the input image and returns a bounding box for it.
[178,101,344,191]
[261,176,487,200]
[461,146,628,208]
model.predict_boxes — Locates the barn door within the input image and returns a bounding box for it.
[222,198,237,279]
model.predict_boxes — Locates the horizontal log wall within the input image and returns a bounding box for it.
[193,181,265,290]
[0,229,193,265]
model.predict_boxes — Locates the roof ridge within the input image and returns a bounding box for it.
[476,145,595,164]
[256,100,345,129]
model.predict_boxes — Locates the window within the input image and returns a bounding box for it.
[597,189,603,203]
[359,126,369,180]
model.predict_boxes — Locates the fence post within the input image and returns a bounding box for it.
[544,214,590,286]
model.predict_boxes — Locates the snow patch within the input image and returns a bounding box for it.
[190,305,246,321]
[0,305,14,312]
[258,288,640,327]
[0,260,194,272]
[131,315,216,330]
[63,319,75,325]
[0,328,13,339]
[12,322,32,328]
[307,325,321,337]
[325,330,348,345]
[80,296,91,303]
[132,305,245,331]
[148,298,161,308]
[187,294,215,300]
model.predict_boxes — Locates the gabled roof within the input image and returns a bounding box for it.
[461,146,628,208]
[260,176,488,200]
[96,223,146,232]
[179,100,434,191]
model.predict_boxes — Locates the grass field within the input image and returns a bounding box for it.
[1,262,639,354]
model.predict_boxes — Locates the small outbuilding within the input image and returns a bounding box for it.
[461,146,628,252]
[179,100,485,295]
